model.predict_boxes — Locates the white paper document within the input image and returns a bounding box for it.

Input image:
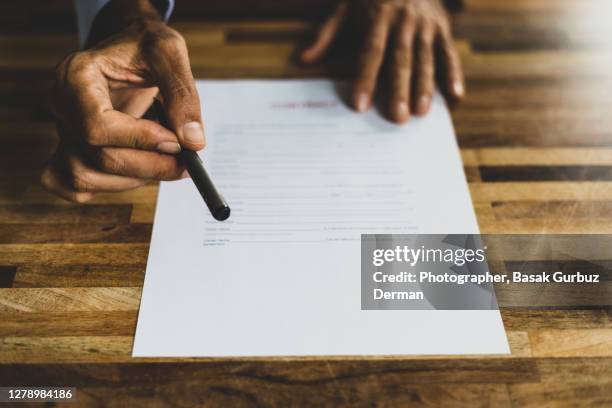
[133,80,509,357]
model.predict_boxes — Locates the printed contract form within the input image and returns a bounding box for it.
[133,80,510,357]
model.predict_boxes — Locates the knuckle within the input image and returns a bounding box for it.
[394,50,411,67]
[402,6,416,22]
[155,161,176,180]
[420,64,435,76]
[168,81,197,99]
[419,33,434,48]
[152,158,180,180]
[65,52,96,87]
[418,76,435,92]
[97,149,124,174]
[444,39,459,57]
[373,1,392,14]
[438,20,452,36]
[142,120,168,145]
[52,53,82,104]
[163,34,186,54]
[70,171,94,193]
[363,40,385,59]
[83,116,107,146]
[122,124,141,149]
[143,25,186,53]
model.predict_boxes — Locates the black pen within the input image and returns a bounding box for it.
[153,99,230,221]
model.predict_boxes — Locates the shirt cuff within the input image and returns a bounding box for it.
[74,0,175,48]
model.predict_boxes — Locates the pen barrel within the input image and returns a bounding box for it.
[181,150,231,221]
[153,99,230,221]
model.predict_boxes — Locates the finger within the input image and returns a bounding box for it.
[389,10,417,123]
[56,52,114,122]
[301,1,349,63]
[41,152,94,203]
[55,54,181,155]
[147,31,205,151]
[439,29,465,100]
[413,24,436,116]
[352,3,394,112]
[64,152,148,193]
[113,86,159,118]
[92,147,187,181]
[82,110,181,154]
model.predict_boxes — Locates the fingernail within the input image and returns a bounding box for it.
[157,141,181,154]
[356,93,370,113]
[395,101,409,122]
[453,81,465,97]
[182,122,205,145]
[417,95,431,115]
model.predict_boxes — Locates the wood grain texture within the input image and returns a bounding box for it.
[0,0,611,406]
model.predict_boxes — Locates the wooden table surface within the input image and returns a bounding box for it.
[1,0,611,406]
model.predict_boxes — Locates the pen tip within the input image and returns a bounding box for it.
[213,206,231,221]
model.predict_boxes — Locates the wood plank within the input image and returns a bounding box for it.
[0,184,159,205]
[0,287,141,312]
[0,244,149,266]
[0,346,540,378]
[500,309,612,331]
[0,204,133,224]
[492,201,612,219]
[0,314,528,358]
[529,329,612,357]
[0,311,136,337]
[479,218,612,234]
[463,50,612,80]
[470,182,612,202]
[0,223,152,244]
[130,203,157,223]
[508,358,612,407]
[0,336,528,362]
[481,166,612,182]
[0,361,521,406]
[13,265,145,288]
[470,148,612,166]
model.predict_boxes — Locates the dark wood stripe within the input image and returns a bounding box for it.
[0,266,17,288]
[463,165,482,182]
[13,265,145,288]
[0,223,152,244]
[226,29,309,44]
[492,201,612,219]
[0,204,133,224]
[0,358,539,384]
[509,358,612,407]
[480,166,612,182]
[500,309,612,330]
[0,244,149,267]
[0,311,137,337]
[456,133,612,149]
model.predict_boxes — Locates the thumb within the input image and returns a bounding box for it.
[301,1,348,63]
[151,34,205,151]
